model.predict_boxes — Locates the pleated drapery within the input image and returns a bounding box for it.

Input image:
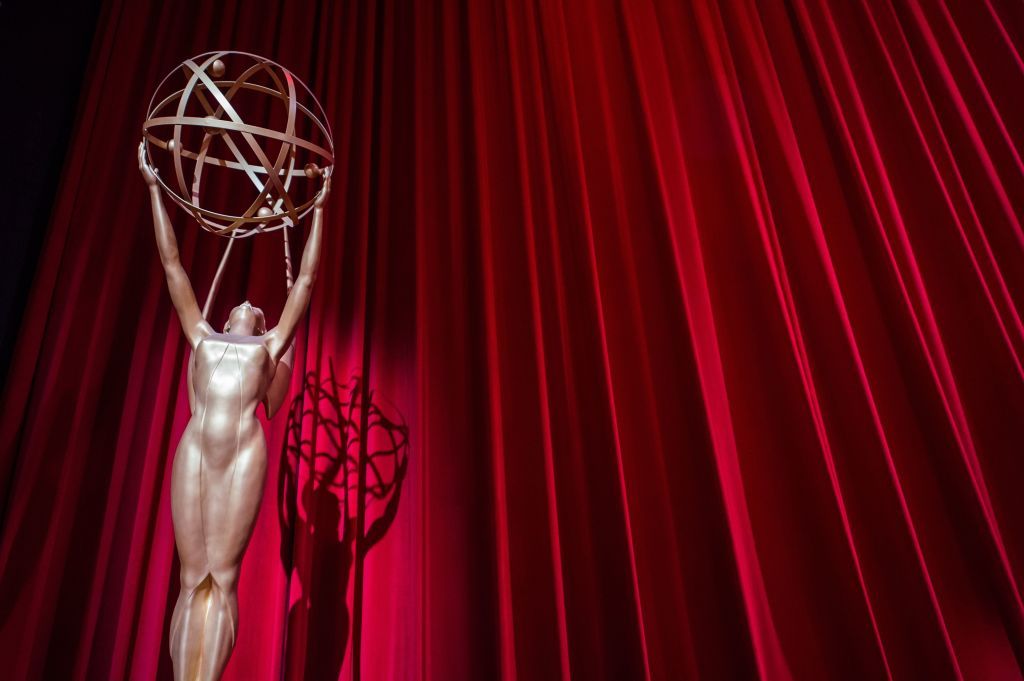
[2,0,1024,679]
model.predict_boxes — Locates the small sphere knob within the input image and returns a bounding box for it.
[166,138,178,153]
[210,59,226,78]
[257,206,274,218]
[304,162,321,179]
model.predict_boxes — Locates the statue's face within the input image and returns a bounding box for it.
[224,301,266,336]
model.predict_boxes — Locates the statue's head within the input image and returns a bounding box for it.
[224,300,266,336]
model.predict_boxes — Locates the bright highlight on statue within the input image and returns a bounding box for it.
[139,51,334,681]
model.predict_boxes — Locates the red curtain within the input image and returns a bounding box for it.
[2,0,1024,679]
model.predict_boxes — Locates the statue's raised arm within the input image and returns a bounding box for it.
[263,174,329,363]
[138,142,212,348]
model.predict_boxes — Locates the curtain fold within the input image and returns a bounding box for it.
[1,0,1022,679]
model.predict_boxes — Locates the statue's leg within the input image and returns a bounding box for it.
[170,573,216,681]
[198,435,267,681]
[169,431,212,681]
[197,565,241,681]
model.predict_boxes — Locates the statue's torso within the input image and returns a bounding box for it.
[184,334,275,468]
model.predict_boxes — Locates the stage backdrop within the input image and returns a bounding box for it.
[2,0,1024,679]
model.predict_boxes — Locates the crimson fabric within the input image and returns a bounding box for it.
[3,0,1024,679]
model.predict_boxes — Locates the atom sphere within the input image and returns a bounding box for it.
[142,51,334,238]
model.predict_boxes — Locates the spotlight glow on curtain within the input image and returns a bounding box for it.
[1,0,1023,679]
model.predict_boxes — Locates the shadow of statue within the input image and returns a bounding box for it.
[277,359,408,680]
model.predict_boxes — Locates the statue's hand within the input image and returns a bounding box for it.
[314,174,331,209]
[138,141,158,187]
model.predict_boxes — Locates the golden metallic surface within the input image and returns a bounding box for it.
[140,142,328,680]
[142,51,334,238]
